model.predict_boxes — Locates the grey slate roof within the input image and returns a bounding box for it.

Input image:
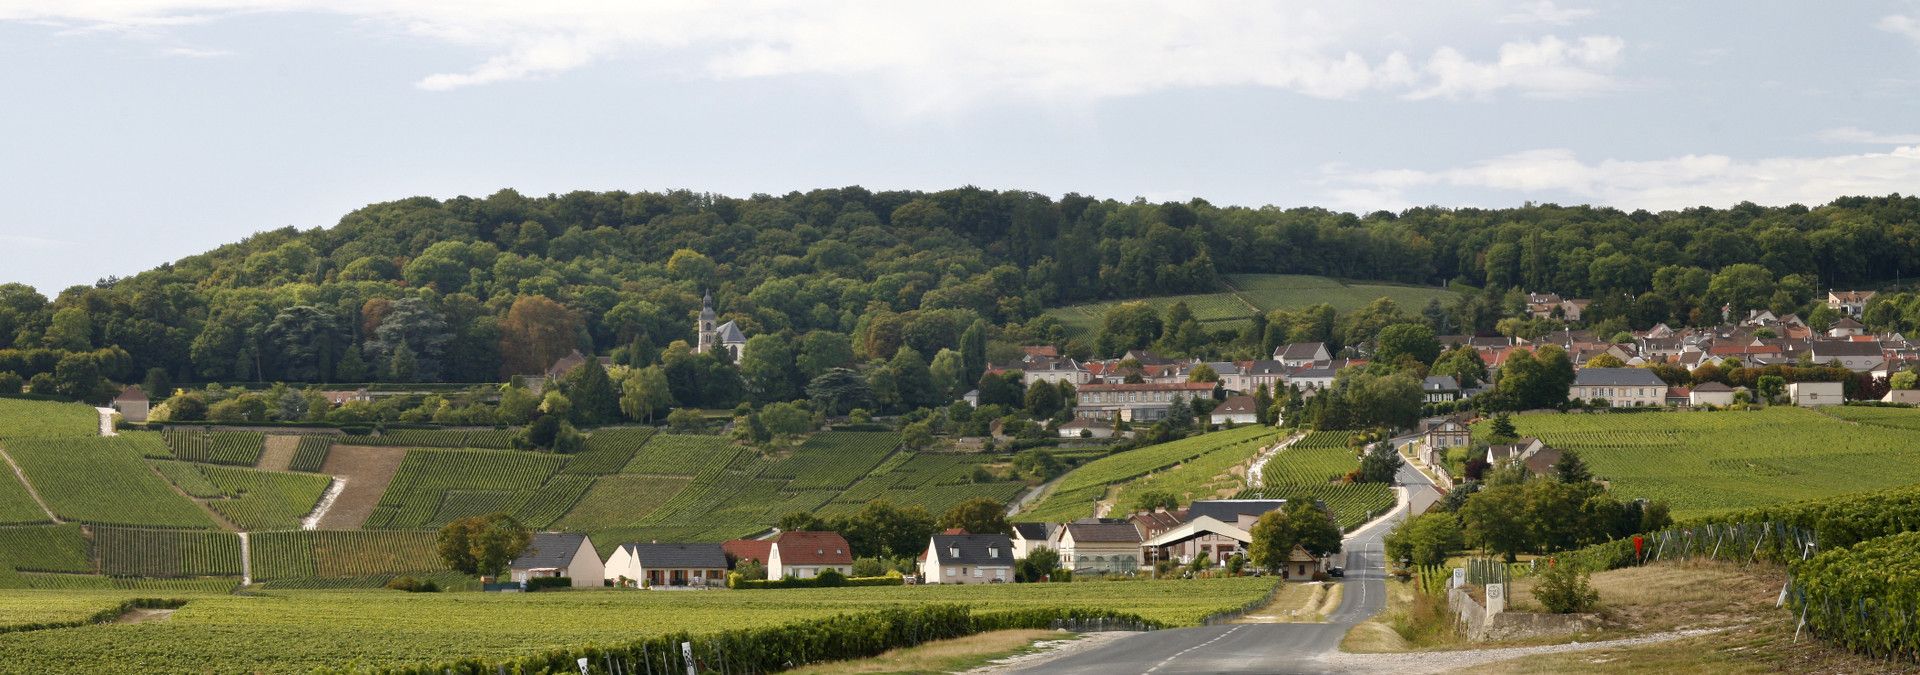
[1278,342,1327,360]
[1571,368,1667,387]
[1010,523,1050,541]
[1811,340,1882,357]
[928,534,1015,566]
[1184,499,1288,524]
[1691,381,1733,392]
[715,320,746,343]
[511,533,588,570]
[1422,376,1460,392]
[1065,521,1142,543]
[622,542,728,569]
[1244,360,1288,375]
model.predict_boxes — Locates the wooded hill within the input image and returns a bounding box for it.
[5,188,1920,397]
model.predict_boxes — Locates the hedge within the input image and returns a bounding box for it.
[729,574,903,590]
[343,604,1159,675]
[0,598,187,635]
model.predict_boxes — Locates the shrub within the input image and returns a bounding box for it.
[1531,563,1597,613]
[385,576,441,593]
[814,569,846,587]
[525,576,572,591]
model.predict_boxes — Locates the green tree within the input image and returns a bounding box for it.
[388,343,418,383]
[1459,483,1530,562]
[1249,501,1341,572]
[1384,512,1464,566]
[1023,380,1064,418]
[436,513,531,577]
[1553,449,1593,483]
[666,408,705,433]
[760,401,813,437]
[960,319,989,386]
[938,497,1009,535]
[1706,263,1775,317]
[1374,323,1441,366]
[619,365,673,423]
[1431,346,1488,389]
[1358,441,1404,483]
[807,368,873,416]
[797,331,856,380]
[562,359,620,426]
[739,334,800,404]
[1018,546,1061,582]
[929,348,968,402]
[1130,489,1180,513]
[1489,412,1517,440]
[1532,563,1599,613]
[1187,363,1219,383]
[888,347,936,412]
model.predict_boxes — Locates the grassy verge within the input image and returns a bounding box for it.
[783,629,1076,674]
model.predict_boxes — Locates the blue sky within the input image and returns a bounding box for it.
[4,1,1920,294]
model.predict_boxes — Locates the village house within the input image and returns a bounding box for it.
[721,539,771,570]
[1487,437,1548,466]
[1140,515,1252,569]
[1010,523,1054,559]
[1789,381,1846,407]
[1238,360,1289,394]
[1073,381,1217,422]
[604,543,728,588]
[1058,416,1118,439]
[1274,342,1332,368]
[1828,317,1866,338]
[1882,389,1920,404]
[1422,420,1471,450]
[767,531,855,580]
[1021,356,1091,386]
[1828,290,1876,318]
[1209,395,1259,426]
[321,388,372,406]
[919,533,1016,584]
[1689,381,1737,406]
[1056,520,1144,574]
[507,533,603,588]
[111,385,149,423]
[1569,368,1668,407]
[1809,340,1884,371]
[1420,375,1460,403]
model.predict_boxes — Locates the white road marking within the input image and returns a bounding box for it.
[1143,625,1245,674]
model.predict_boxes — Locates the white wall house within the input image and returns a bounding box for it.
[1789,381,1846,407]
[920,534,1015,584]
[1570,368,1667,407]
[507,533,603,588]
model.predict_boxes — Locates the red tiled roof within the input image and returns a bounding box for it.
[774,531,853,565]
[1077,382,1216,393]
[1022,345,1060,358]
[721,539,771,565]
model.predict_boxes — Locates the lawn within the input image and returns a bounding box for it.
[1499,407,1920,519]
[1041,274,1458,336]
[0,577,1277,673]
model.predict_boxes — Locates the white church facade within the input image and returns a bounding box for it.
[695,291,747,360]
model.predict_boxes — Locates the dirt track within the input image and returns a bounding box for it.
[257,435,299,472]
[314,445,406,530]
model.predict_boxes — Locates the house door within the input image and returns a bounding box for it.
[648,570,663,587]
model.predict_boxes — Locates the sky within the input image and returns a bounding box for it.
[4,1,1920,294]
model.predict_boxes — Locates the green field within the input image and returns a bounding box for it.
[1043,274,1460,336]
[1502,407,1920,519]
[4,437,218,529]
[0,577,1275,673]
[1020,425,1280,521]
[1237,431,1395,530]
[0,398,100,438]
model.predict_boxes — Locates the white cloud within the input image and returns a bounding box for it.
[0,1,1628,108]
[1879,14,1920,43]
[1817,126,1920,145]
[162,46,231,57]
[1499,1,1594,26]
[1407,35,1623,100]
[1322,145,1920,212]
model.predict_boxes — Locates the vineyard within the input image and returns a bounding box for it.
[1503,407,1920,518]
[352,429,518,449]
[0,398,100,438]
[1103,428,1283,515]
[562,427,655,475]
[363,448,567,529]
[0,466,49,525]
[249,530,451,581]
[287,436,332,472]
[93,527,242,577]
[198,466,331,530]
[4,437,217,529]
[0,576,1276,673]
[1042,274,1458,336]
[622,432,740,475]
[161,430,265,466]
[1020,425,1280,521]
[761,431,901,489]
[0,524,91,574]
[1237,431,1394,530]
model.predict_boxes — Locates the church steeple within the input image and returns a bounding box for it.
[697,290,716,353]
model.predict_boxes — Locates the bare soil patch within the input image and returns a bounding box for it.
[314,445,406,530]
[114,607,178,624]
[256,435,299,472]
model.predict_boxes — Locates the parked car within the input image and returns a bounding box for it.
[1327,566,1345,578]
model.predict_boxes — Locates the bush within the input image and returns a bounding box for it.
[731,574,903,589]
[525,576,572,591]
[814,569,846,587]
[1531,563,1597,613]
[385,576,441,593]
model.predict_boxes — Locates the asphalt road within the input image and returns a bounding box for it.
[1014,457,1442,675]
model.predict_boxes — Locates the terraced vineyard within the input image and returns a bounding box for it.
[1021,425,1281,521]
[199,466,331,530]
[1503,407,1920,519]
[0,398,100,438]
[249,530,452,581]
[0,467,49,525]
[1043,274,1458,336]
[161,430,265,466]
[622,433,740,475]
[0,524,92,574]
[762,431,901,489]
[353,429,517,449]
[1237,431,1394,530]
[4,437,217,529]
[364,449,566,529]
[93,527,242,577]
[1104,428,1282,513]
[563,427,655,475]
[287,436,332,472]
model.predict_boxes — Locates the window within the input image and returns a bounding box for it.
[972,568,982,578]
[949,546,959,558]
[994,569,1006,580]
[945,567,955,577]
[988,547,998,558]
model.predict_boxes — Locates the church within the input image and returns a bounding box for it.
[695,291,747,360]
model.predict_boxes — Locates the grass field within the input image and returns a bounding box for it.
[0,577,1276,673]
[1042,274,1459,336]
[1237,431,1395,530]
[1500,407,1920,519]
[0,398,100,438]
[1020,425,1280,521]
